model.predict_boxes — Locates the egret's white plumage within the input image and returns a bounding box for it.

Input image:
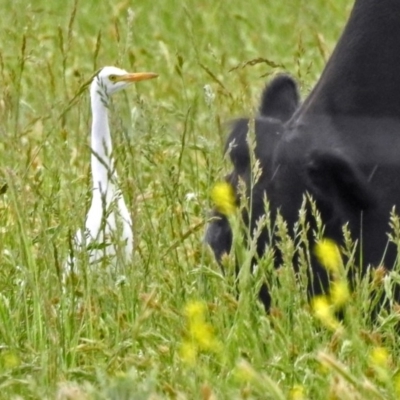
[68,66,157,272]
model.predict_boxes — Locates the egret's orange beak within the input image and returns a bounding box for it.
[116,72,158,82]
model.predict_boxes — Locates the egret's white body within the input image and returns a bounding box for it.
[68,66,157,271]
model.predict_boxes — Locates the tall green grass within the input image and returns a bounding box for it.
[1,0,400,398]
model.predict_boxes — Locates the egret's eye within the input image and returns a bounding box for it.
[109,75,118,82]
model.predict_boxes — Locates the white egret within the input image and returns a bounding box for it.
[67,66,158,273]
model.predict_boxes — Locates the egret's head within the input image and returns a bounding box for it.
[91,66,158,98]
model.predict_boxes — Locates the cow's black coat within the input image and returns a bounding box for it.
[206,0,400,310]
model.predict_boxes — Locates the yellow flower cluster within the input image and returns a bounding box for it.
[289,384,306,400]
[369,346,389,368]
[330,280,350,308]
[180,301,221,365]
[368,346,391,383]
[314,238,342,274]
[367,346,400,395]
[312,296,340,330]
[211,181,236,216]
[312,239,349,330]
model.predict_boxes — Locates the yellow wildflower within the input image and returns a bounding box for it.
[289,384,306,400]
[368,346,390,383]
[312,295,340,330]
[330,280,350,308]
[185,301,220,350]
[189,320,220,351]
[180,340,197,365]
[211,181,236,216]
[369,346,389,368]
[185,301,207,321]
[180,300,222,364]
[314,239,342,273]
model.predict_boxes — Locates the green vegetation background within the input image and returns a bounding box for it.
[2,0,398,399]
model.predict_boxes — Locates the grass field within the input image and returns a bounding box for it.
[1,0,400,398]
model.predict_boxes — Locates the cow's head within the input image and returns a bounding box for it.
[205,74,300,264]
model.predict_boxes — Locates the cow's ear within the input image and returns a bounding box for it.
[306,150,376,211]
[259,74,299,122]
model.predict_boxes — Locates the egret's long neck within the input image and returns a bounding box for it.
[90,85,116,195]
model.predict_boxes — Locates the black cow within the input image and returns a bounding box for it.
[206,0,400,311]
